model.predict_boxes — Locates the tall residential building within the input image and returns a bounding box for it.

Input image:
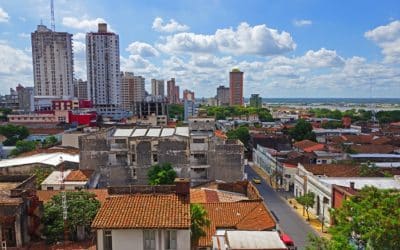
[16,84,34,112]
[31,24,73,98]
[229,69,244,106]
[86,23,121,107]
[151,79,165,97]
[73,79,88,100]
[183,89,195,101]
[249,94,262,108]
[216,85,230,106]
[167,78,180,104]
[121,72,145,110]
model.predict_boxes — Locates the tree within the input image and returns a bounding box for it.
[226,126,250,147]
[147,162,177,185]
[190,203,211,248]
[168,104,184,121]
[9,140,37,156]
[296,192,315,221]
[32,167,53,189]
[359,162,380,177]
[42,191,100,243]
[321,120,343,129]
[43,136,58,148]
[330,186,400,250]
[0,124,30,146]
[290,119,316,142]
[305,233,354,250]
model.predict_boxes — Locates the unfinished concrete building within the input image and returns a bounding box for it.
[79,118,244,186]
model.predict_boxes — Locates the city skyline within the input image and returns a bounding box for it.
[0,0,399,98]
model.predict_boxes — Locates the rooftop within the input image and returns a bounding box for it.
[198,201,276,247]
[0,152,79,168]
[37,189,109,205]
[224,231,287,249]
[113,127,189,138]
[190,188,249,203]
[92,194,190,229]
[320,177,400,190]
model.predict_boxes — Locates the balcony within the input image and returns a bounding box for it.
[110,143,128,151]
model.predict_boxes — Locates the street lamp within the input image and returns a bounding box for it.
[321,197,329,233]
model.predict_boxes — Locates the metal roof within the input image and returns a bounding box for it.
[113,129,134,137]
[0,153,79,168]
[114,127,189,138]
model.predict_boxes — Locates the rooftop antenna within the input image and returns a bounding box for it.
[50,0,55,31]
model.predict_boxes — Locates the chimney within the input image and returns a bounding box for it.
[350,182,355,189]
[98,23,107,33]
[175,178,190,196]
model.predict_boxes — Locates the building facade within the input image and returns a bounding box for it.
[249,94,262,108]
[16,84,34,112]
[151,79,165,97]
[183,89,195,101]
[73,79,88,100]
[183,100,198,121]
[216,85,230,106]
[167,78,180,104]
[229,69,244,106]
[86,23,121,109]
[31,24,73,98]
[121,72,145,110]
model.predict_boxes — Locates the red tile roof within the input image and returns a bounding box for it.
[37,189,109,205]
[92,194,190,229]
[190,189,248,203]
[197,201,276,247]
[303,164,362,177]
[64,170,93,182]
[294,140,324,152]
[351,144,397,154]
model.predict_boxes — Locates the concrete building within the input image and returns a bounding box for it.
[16,84,34,112]
[86,23,121,114]
[183,89,195,101]
[151,79,165,97]
[216,85,230,106]
[0,175,41,248]
[229,69,244,106]
[249,94,262,108]
[167,78,180,104]
[0,88,19,110]
[184,99,198,121]
[73,79,88,100]
[40,169,95,190]
[121,72,145,110]
[132,96,168,118]
[79,120,244,186]
[31,24,73,98]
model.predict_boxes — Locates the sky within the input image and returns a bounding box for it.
[0,0,399,98]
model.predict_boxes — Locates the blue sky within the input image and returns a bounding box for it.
[0,0,399,98]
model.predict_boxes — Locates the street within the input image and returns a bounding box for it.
[245,165,317,250]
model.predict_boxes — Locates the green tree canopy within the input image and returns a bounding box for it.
[168,104,184,121]
[147,162,177,185]
[0,124,30,146]
[42,191,100,243]
[296,192,315,221]
[290,119,316,142]
[226,126,250,147]
[190,203,211,247]
[329,186,400,250]
[43,135,58,148]
[321,120,344,129]
[10,140,37,156]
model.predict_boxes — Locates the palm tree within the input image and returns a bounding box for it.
[190,203,210,249]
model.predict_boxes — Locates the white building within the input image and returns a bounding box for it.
[40,170,92,190]
[151,79,165,97]
[86,23,121,109]
[31,24,73,98]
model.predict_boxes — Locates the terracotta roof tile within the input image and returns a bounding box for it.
[197,201,276,247]
[92,194,190,229]
[64,170,93,182]
[189,189,249,203]
[294,140,319,150]
[303,164,362,177]
[37,189,109,205]
[351,144,397,154]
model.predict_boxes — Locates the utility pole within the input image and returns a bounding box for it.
[60,156,67,248]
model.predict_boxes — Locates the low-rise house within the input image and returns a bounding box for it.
[40,169,96,190]
[293,140,325,153]
[0,175,41,248]
[92,179,191,250]
[213,231,287,250]
[294,163,400,225]
[313,151,345,164]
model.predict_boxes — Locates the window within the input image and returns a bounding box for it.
[132,154,136,163]
[193,138,205,143]
[143,230,156,250]
[153,154,158,163]
[115,139,125,144]
[103,230,112,250]
[47,187,54,190]
[165,230,177,250]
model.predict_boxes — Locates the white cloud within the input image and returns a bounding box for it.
[293,19,312,27]
[158,22,296,56]
[73,32,86,41]
[365,20,400,63]
[18,33,30,39]
[126,42,159,57]
[152,17,189,33]
[0,7,10,23]
[73,41,86,54]
[62,17,111,31]
[120,55,160,76]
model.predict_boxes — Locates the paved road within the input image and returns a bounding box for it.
[245,165,317,249]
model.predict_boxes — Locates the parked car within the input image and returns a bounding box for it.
[252,178,261,184]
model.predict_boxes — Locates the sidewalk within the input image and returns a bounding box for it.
[251,164,330,238]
